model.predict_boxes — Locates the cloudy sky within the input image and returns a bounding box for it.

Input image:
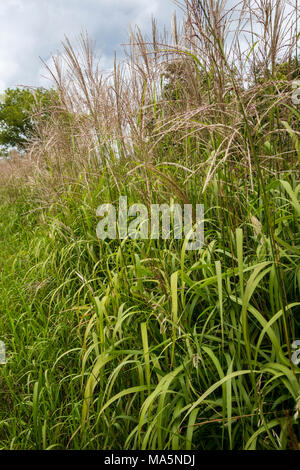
[0,0,182,92]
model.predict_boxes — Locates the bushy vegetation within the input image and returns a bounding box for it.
[0,0,299,450]
[0,87,55,154]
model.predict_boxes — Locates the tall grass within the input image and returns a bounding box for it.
[0,0,299,450]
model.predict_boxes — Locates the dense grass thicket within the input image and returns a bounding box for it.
[0,0,300,450]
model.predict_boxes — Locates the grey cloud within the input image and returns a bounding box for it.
[0,0,181,91]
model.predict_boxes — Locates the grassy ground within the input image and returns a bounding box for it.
[0,0,300,450]
[0,169,299,449]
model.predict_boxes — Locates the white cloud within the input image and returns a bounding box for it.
[0,0,180,92]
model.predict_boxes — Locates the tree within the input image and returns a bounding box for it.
[0,87,55,155]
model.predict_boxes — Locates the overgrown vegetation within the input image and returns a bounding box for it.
[0,87,55,154]
[0,0,299,450]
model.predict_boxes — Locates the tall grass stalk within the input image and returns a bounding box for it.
[0,0,299,450]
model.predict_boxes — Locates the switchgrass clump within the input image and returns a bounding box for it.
[0,0,299,450]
